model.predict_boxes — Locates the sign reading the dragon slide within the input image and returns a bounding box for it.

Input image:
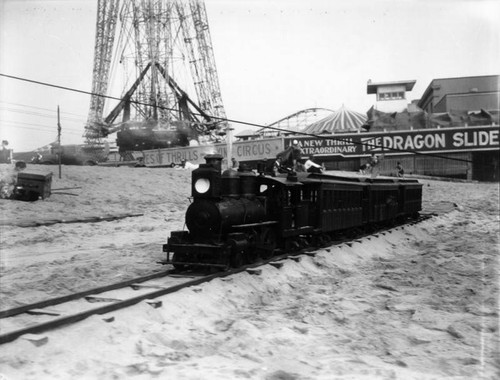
[293,125,499,156]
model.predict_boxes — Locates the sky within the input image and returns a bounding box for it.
[0,0,499,152]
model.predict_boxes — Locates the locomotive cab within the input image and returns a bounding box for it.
[257,173,315,238]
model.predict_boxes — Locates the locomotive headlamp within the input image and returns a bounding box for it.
[191,155,223,198]
[194,178,210,194]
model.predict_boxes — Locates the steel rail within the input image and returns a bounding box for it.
[0,269,174,319]
[0,214,433,345]
[0,262,265,345]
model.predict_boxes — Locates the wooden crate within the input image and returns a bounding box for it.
[16,172,53,200]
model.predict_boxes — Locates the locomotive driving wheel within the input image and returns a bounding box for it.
[245,231,259,264]
[230,250,244,268]
[257,227,277,260]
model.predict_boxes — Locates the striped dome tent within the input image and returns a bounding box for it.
[302,105,367,134]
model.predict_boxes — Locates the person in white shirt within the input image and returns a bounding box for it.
[304,155,323,173]
[178,159,199,171]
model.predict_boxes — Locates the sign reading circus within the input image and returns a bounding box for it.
[143,125,499,166]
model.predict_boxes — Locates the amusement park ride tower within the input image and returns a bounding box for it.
[84,0,227,159]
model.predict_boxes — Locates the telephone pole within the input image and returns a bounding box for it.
[57,105,62,179]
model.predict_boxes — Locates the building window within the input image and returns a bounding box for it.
[378,91,405,101]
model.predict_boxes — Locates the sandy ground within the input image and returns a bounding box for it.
[0,163,499,380]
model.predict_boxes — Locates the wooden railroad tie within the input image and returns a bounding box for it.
[269,261,284,269]
[23,333,49,347]
[85,295,122,303]
[130,283,167,290]
[25,308,61,316]
[145,300,163,309]
[168,274,203,278]
[246,268,262,276]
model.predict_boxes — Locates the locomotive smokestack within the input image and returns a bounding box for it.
[204,154,223,172]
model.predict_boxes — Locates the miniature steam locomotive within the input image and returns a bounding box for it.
[163,154,422,270]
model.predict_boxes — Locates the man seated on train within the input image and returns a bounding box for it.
[275,139,304,173]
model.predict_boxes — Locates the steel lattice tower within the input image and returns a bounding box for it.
[84,0,227,157]
[84,0,119,155]
[179,1,227,125]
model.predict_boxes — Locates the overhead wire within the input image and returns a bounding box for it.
[0,100,88,118]
[0,120,83,136]
[1,72,496,164]
[0,106,87,123]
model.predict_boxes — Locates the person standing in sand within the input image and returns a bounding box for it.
[0,161,26,198]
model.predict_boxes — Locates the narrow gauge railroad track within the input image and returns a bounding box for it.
[0,215,433,345]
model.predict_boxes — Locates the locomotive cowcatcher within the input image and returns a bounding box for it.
[163,154,423,270]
